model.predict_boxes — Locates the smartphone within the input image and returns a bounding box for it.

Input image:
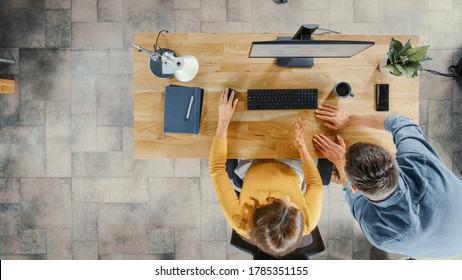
[376,84,389,111]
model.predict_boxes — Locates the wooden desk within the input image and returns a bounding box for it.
[134,33,419,159]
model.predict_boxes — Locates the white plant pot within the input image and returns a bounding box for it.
[379,57,397,77]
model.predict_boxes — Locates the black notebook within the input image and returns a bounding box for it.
[163,85,204,134]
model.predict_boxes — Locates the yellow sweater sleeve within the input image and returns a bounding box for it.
[208,137,241,230]
[301,157,323,232]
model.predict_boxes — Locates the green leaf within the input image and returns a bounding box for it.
[391,66,401,76]
[400,39,412,56]
[406,45,430,62]
[389,38,403,53]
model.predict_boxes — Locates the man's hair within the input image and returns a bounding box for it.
[240,197,304,257]
[345,142,399,200]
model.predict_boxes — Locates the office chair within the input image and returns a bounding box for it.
[225,158,328,259]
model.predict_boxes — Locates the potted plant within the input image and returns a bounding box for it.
[379,37,431,78]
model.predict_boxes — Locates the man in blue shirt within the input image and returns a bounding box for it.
[312,105,462,258]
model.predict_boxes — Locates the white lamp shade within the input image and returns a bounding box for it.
[171,55,199,82]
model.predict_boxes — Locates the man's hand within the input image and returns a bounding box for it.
[315,105,351,130]
[312,134,346,166]
[292,117,308,150]
[216,88,238,138]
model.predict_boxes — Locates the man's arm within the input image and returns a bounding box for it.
[315,104,389,130]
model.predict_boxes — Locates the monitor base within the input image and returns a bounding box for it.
[277,57,314,67]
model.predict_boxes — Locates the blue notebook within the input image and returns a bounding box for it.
[163,85,204,134]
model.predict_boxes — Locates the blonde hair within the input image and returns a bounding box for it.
[237,197,304,257]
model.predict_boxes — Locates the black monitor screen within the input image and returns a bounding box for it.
[249,40,375,58]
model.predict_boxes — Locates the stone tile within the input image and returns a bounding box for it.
[174,9,201,32]
[72,0,97,22]
[328,196,353,239]
[327,238,353,260]
[0,179,20,203]
[47,229,72,259]
[122,126,134,153]
[201,21,252,32]
[200,202,227,241]
[303,10,329,30]
[0,254,46,260]
[71,113,97,152]
[0,48,19,75]
[318,186,328,227]
[46,101,71,140]
[149,178,200,228]
[19,100,45,126]
[97,126,123,152]
[454,50,462,113]
[149,229,175,254]
[423,50,454,73]
[201,0,226,22]
[354,0,378,22]
[72,203,98,241]
[428,11,454,49]
[123,155,175,177]
[174,159,201,177]
[96,74,133,126]
[328,22,379,34]
[455,0,462,23]
[454,24,462,50]
[303,0,328,9]
[175,0,200,9]
[420,124,428,140]
[419,99,428,125]
[329,0,354,23]
[46,138,72,177]
[46,0,71,9]
[71,75,97,113]
[379,0,429,45]
[227,0,252,22]
[428,138,454,170]
[201,241,226,259]
[0,204,20,254]
[353,221,371,260]
[73,241,98,260]
[72,22,123,48]
[20,178,72,229]
[0,126,45,177]
[72,152,123,177]
[46,9,71,48]
[72,178,149,203]
[200,177,218,203]
[200,159,210,177]
[99,254,124,260]
[452,113,462,144]
[0,7,45,48]
[0,92,19,126]
[98,203,149,254]
[20,229,47,254]
[71,49,110,75]
[419,72,453,100]
[19,49,71,101]
[453,151,462,180]
[175,229,201,259]
[429,0,453,11]
[123,0,174,47]
[110,49,133,75]
[428,100,453,125]
[252,0,304,32]
[98,0,123,22]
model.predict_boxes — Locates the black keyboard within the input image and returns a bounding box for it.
[247,88,318,110]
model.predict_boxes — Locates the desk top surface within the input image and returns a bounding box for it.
[134,32,419,159]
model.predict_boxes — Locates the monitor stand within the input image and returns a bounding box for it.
[276,36,314,67]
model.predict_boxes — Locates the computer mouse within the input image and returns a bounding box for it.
[227,88,236,102]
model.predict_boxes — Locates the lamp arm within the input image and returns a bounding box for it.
[132,44,160,59]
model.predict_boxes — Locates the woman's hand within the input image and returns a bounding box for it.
[315,105,351,130]
[216,88,238,138]
[312,134,346,167]
[292,117,308,150]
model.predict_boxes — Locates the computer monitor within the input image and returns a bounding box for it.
[249,24,375,67]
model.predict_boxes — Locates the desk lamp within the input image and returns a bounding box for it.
[132,30,199,82]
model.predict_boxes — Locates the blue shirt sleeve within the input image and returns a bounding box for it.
[384,113,441,160]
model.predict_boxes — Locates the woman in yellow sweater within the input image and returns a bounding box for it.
[209,88,323,257]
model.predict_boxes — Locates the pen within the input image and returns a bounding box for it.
[185,95,194,120]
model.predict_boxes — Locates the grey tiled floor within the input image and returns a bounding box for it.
[0,0,461,260]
